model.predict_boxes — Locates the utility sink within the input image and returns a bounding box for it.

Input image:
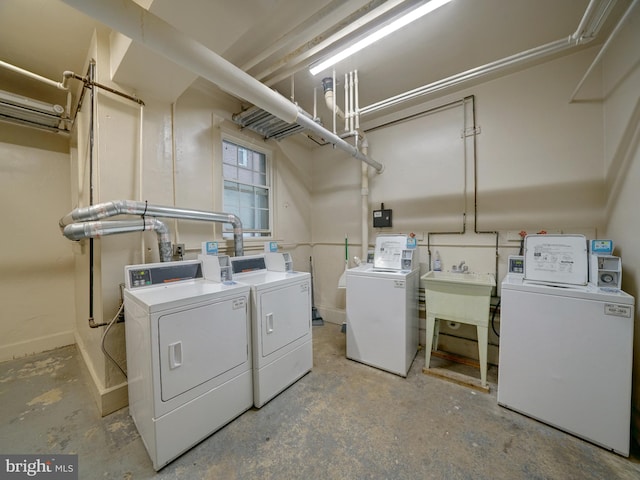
[420,271,495,324]
[421,271,496,289]
[420,270,496,390]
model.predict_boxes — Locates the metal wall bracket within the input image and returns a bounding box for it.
[461,126,481,138]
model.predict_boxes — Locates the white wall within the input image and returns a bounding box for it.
[0,125,75,361]
[600,5,640,449]
[311,46,604,330]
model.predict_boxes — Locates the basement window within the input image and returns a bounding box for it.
[222,138,271,238]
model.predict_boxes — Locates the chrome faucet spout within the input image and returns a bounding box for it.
[452,260,468,273]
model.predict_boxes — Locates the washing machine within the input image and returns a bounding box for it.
[498,235,635,456]
[123,259,252,470]
[346,234,420,377]
[230,253,312,408]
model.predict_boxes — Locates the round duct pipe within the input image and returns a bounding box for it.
[60,200,245,257]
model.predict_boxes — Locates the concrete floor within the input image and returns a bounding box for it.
[1,323,640,480]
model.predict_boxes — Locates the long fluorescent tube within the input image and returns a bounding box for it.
[310,0,453,76]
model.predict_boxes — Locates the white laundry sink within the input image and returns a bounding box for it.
[421,270,496,389]
[421,271,495,288]
[420,271,495,326]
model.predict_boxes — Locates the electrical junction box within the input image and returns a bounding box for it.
[373,208,392,228]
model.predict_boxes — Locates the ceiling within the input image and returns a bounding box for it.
[0,0,631,131]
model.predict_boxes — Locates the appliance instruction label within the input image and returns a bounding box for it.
[604,303,632,318]
[375,238,405,270]
[524,235,588,285]
[530,242,576,274]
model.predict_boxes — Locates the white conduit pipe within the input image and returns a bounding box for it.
[355,70,360,131]
[60,0,383,173]
[569,0,639,103]
[361,135,370,261]
[345,73,350,131]
[0,60,69,90]
[322,76,346,120]
[138,104,145,261]
[573,0,603,42]
[64,218,173,262]
[361,37,579,115]
[332,69,337,134]
[349,71,355,132]
[59,200,245,257]
[360,0,613,116]
[344,73,349,131]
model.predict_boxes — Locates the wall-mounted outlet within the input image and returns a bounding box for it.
[172,243,185,259]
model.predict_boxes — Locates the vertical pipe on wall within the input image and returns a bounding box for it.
[88,60,96,325]
[171,102,180,247]
[355,70,360,131]
[138,104,145,262]
[349,71,355,132]
[361,135,369,260]
[332,69,337,134]
[344,73,349,132]
[468,95,499,290]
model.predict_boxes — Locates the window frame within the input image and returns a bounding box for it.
[221,134,274,239]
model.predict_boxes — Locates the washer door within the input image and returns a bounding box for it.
[158,296,248,402]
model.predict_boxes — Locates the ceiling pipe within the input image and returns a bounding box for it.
[360,0,616,116]
[63,218,172,262]
[0,60,70,90]
[60,200,245,257]
[570,0,639,102]
[321,77,345,119]
[60,0,382,173]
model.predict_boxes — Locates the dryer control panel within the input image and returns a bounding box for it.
[125,260,203,289]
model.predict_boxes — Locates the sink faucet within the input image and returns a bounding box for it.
[452,261,468,273]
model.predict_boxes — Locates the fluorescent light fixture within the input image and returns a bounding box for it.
[310,0,453,76]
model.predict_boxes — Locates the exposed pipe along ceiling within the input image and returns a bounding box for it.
[60,0,384,173]
[12,0,619,167]
[0,59,145,134]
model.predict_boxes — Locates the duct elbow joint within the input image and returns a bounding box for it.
[321,77,334,93]
[60,71,75,90]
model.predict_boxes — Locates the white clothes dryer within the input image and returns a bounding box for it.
[230,253,312,408]
[123,260,252,470]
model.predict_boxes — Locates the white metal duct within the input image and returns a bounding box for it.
[0,89,66,132]
[60,0,383,173]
